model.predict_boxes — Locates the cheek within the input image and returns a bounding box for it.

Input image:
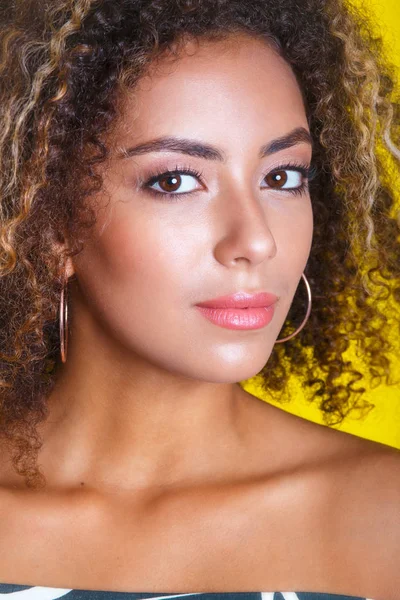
[71,203,215,372]
[275,199,313,260]
[74,204,200,315]
[266,201,313,334]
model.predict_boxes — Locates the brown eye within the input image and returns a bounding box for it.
[261,168,304,192]
[146,171,202,195]
[265,170,288,189]
[158,174,182,192]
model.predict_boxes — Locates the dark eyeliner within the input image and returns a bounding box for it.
[265,161,317,196]
[141,166,205,199]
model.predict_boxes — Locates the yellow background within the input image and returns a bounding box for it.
[241,0,400,450]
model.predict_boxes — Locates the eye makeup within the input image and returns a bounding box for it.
[142,164,205,197]
[137,161,317,200]
[261,161,318,198]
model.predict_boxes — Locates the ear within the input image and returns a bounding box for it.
[53,237,76,280]
[65,255,75,279]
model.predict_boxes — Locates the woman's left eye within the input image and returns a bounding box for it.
[261,168,305,191]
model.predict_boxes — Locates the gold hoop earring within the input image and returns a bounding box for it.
[275,273,312,344]
[59,278,68,363]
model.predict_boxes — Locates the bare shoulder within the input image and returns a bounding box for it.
[290,406,400,526]
[334,431,400,521]
[317,425,400,599]
[265,398,400,592]
[238,393,400,598]
[289,411,400,599]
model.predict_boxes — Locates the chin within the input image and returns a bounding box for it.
[189,350,276,385]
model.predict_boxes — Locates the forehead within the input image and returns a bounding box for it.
[115,35,308,150]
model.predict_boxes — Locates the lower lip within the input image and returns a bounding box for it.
[195,305,276,330]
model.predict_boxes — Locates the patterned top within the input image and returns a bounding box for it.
[0,586,376,600]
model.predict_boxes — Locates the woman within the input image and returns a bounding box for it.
[0,0,399,598]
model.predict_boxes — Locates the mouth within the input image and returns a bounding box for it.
[195,291,278,309]
[195,291,278,330]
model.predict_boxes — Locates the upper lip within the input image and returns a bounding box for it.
[195,291,278,309]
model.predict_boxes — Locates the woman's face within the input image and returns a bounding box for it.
[70,34,313,383]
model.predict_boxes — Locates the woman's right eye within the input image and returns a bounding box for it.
[146,171,204,195]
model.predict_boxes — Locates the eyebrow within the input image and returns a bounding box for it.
[119,127,312,161]
[260,128,312,157]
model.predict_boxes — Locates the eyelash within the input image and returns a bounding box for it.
[141,162,318,200]
[142,165,205,201]
[271,161,318,197]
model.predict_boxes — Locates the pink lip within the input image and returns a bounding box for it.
[195,292,278,331]
[195,291,278,309]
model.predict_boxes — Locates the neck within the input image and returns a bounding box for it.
[38,313,258,492]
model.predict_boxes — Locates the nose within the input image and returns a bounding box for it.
[213,184,277,268]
